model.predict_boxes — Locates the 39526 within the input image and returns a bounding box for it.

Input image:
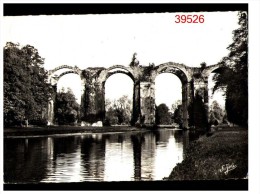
[175,15,205,23]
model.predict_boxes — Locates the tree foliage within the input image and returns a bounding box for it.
[129,52,139,67]
[171,100,182,113]
[4,42,52,126]
[209,101,226,125]
[105,95,132,125]
[173,104,183,127]
[155,103,172,125]
[55,88,80,125]
[188,93,208,130]
[213,11,248,126]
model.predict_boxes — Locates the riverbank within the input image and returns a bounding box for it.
[4,125,143,137]
[166,126,248,180]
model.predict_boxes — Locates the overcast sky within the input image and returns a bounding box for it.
[3,12,239,107]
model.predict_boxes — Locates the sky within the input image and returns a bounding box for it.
[2,11,239,108]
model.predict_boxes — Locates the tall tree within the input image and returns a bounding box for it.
[55,88,80,125]
[188,93,208,130]
[4,42,53,126]
[213,11,248,126]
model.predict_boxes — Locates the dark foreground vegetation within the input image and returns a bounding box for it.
[166,127,248,180]
[165,12,248,181]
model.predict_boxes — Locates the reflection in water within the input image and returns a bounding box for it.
[43,136,84,182]
[104,135,134,181]
[141,132,156,180]
[80,135,106,181]
[131,135,143,181]
[4,138,50,183]
[4,129,188,183]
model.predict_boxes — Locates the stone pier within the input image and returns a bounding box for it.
[131,81,141,125]
[140,81,156,126]
[47,99,54,125]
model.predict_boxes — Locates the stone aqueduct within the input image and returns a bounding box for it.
[47,62,222,128]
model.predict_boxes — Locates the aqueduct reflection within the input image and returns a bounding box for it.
[47,62,222,128]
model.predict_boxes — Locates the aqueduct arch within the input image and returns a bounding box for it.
[47,62,223,128]
[47,65,83,125]
[98,65,138,125]
[149,63,192,129]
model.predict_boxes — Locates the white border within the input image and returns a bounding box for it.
[1,1,259,194]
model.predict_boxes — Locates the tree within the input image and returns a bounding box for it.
[171,100,182,113]
[4,42,53,126]
[200,62,207,69]
[55,88,80,125]
[188,93,208,130]
[173,104,183,127]
[155,103,172,125]
[129,52,139,67]
[213,11,248,126]
[209,101,225,125]
[105,95,132,125]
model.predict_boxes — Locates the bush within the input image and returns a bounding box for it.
[103,119,111,126]
[29,118,48,126]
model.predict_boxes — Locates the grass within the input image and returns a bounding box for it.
[166,127,248,180]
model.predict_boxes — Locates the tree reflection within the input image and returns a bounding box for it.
[4,138,50,183]
[80,135,106,181]
[4,129,187,183]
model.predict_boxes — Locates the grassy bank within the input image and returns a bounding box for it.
[4,125,141,137]
[167,127,248,180]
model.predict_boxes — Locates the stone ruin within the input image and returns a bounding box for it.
[47,61,222,128]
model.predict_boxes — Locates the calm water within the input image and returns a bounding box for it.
[4,128,189,183]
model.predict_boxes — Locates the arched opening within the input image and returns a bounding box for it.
[208,69,227,127]
[104,73,134,126]
[57,74,82,104]
[155,73,182,127]
[52,70,82,125]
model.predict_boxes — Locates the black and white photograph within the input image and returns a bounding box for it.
[1,2,259,192]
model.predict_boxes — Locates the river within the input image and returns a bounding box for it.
[4,128,189,183]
